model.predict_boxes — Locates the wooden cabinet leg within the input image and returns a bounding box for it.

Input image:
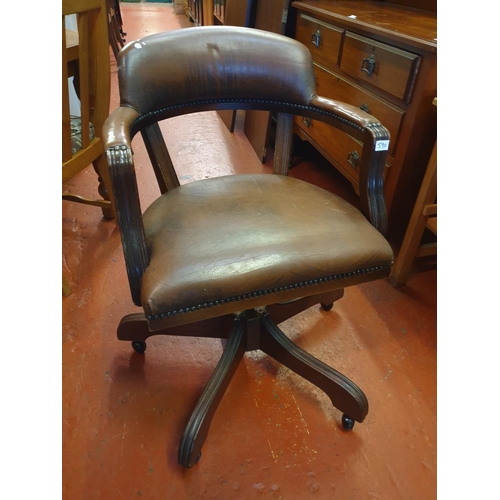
[390,141,437,287]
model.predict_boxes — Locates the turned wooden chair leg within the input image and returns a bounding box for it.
[178,318,246,468]
[259,313,368,426]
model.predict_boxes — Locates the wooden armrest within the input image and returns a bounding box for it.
[103,106,147,306]
[308,96,391,235]
[103,106,140,149]
[309,96,385,141]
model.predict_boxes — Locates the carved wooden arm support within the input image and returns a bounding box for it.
[307,96,390,235]
[104,106,148,306]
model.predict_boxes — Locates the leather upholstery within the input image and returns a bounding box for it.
[118,26,317,116]
[103,25,393,324]
[141,174,393,324]
[102,26,395,465]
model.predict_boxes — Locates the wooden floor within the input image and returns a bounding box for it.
[61,3,438,499]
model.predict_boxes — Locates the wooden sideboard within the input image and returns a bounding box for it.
[186,0,437,241]
[291,1,437,240]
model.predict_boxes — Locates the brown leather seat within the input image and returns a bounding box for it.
[103,26,393,468]
[142,174,391,327]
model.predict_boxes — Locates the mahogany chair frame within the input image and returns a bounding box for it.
[103,26,393,468]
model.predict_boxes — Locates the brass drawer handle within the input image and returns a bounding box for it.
[361,54,376,76]
[347,150,360,169]
[311,29,321,47]
[360,103,370,113]
[302,117,311,128]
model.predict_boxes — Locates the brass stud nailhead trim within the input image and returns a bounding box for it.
[146,265,390,321]
[133,99,372,135]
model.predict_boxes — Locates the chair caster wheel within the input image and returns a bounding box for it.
[321,302,333,311]
[132,341,147,354]
[184,452,201,469]
[341,414,355,431]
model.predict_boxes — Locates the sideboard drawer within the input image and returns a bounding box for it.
[295,13,344,69]
[314,63,404,156]
[296,114,362,186]
[340,32,420,103]
[291,0,437,238]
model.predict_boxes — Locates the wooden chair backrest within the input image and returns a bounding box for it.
[62,0,110,181]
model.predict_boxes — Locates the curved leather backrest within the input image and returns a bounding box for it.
[117,26,318,115]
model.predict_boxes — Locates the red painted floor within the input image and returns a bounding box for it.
[62,4,437,499]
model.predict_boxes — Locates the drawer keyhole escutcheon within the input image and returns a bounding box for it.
[361,54,376,76]
[347,150,360,169]
[311,29,321,47]
[302,117,311,128]
[360,103,370,113]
